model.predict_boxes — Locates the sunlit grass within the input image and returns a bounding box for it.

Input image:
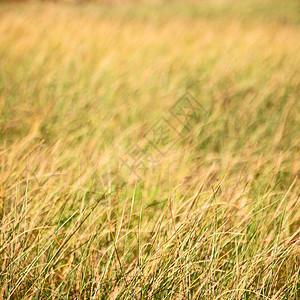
[0,0,299,299]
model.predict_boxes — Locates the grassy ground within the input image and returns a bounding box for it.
[0,0,300,299]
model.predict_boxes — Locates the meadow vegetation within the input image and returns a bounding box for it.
[0,0,299,298]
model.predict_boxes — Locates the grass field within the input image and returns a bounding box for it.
[0,0,300,299]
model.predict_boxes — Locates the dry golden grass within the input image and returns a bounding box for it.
[0,0,299,299]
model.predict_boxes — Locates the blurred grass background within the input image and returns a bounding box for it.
[0,0,299,299]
